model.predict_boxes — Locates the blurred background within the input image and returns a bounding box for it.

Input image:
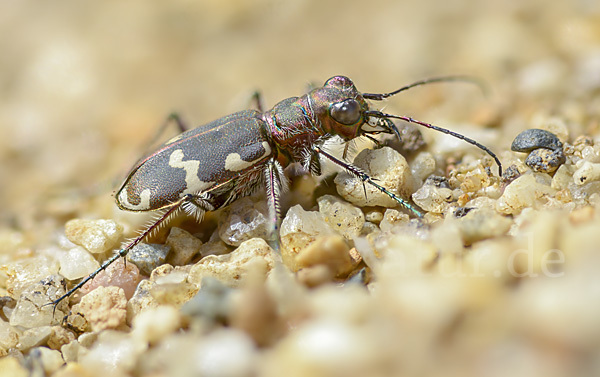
[0,0,599,248]
[1,1,600,376]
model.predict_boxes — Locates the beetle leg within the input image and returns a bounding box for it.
[313,146,424,218]
[182,192,215,221]
[250,91,265,112]
[363,134,384,148]
[47,193,197,309]
[142,112,190,155]
[153,112,189,140]
[163,112,188,133]
[264,159,287,251]
[308,150,322,176]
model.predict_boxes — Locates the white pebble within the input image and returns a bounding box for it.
[335,147,416,207]
[379,209,410,232]
[573,160,600,185]
[280,205,335,239]
[279,205,336,269]
[455,208,512,244]
[496,173,555,214]
[58,246,100,280]
[65,219,123,254]
[2,256,59,298]
[33,346,65,374]
[0,319,19,351]
[132,305,181,344]
[218,197,269,247]
[375,234,438,276]
[412,185,453,214]
[194,329,257,377]
[17,326,52,351]
[79,331,147,374]
[188,238,274,288]
[268,320,373,376]
[317,195,365,239]
[166,227,202,266]
[410,151,437,184]
[10,275,67,328]
[551,164,575,190]
[580,145,599,161]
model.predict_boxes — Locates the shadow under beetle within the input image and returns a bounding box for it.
[51,75,502,306]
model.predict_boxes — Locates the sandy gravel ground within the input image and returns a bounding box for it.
[1,1,600,376]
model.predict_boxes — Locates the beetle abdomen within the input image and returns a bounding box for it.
[116,110,273,211]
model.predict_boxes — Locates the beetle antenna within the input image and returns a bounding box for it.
[366,110,502,176]
[362,76,487,101]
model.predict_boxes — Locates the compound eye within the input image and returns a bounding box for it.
[330,99,361,125]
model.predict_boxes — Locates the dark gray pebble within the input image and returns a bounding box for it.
[396,123,426,153]
[511,128,563,153]
[502,164,524,182]
[454,207,474,218]
[525,148,566,173]
[424,175,450,189]
[127,243,170,275]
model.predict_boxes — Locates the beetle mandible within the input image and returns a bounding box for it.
[52,75,502,305]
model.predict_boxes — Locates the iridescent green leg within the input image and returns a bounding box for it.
[263,159,286,252]
[313,146,423,218]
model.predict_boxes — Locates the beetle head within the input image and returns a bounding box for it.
[312,76,401,142]
[309,76,371,141]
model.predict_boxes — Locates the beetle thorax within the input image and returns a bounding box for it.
[263,96,322,164]
[264,76,370,165]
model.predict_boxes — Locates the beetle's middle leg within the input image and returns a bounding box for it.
[263,158,288,252]
[181,192,216,221]
[313,146,424,218]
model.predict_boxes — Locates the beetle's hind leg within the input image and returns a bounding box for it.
[263,159,288,252]
[141,113,190,155]
[47,193,207,309]
[159,112,189,134]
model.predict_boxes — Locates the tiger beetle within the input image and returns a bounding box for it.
[50,75,502,306]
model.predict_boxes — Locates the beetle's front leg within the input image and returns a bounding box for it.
[312,146,424,218]
[263,158,288,252]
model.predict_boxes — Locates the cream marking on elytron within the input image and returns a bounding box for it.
[118,188,152,211]
[168,149,214,194]
[224,141,272,172]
